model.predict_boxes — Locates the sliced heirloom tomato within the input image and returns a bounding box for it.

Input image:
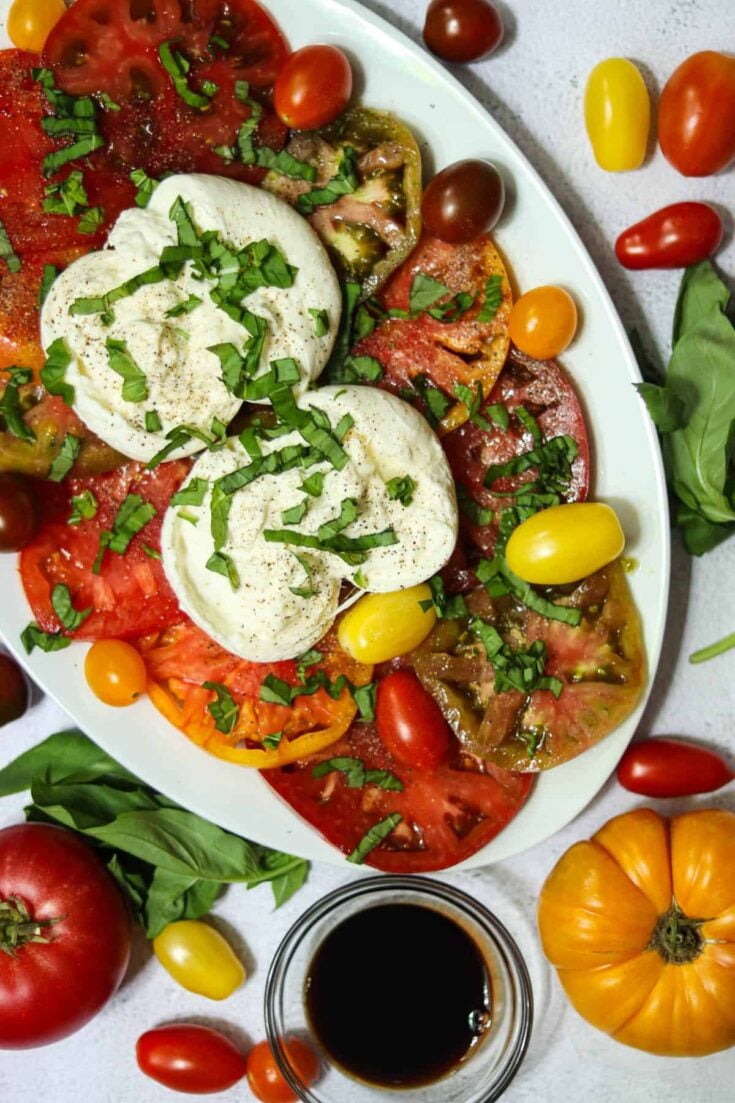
[442,349,590,558]
[265,715,533,872]
[353,233,512,431]
[141,622,373,767]
[20,460,188,640]
[413,562,645,772]
[43,0,289,182]
[266,107,422,299]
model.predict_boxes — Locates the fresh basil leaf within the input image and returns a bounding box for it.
[296,146,359,216]
[48,434,81,481]
[166,294,202,318]
[38,264,59,308]
[143,544,162,560]
[324,282,361,383]
[486,403,510,430]
[0,367,35,442]
[106,854,146,918]
[385,475,415,506]
[20,624,72,655]
[676,503,735,557]
[347,813,402,864]
[409,272,452,315]
[269,858,309,908]
[51,584,92,632]
[40,337,74,405]
[457,485,493,526]
[259,675,295,707]
[42,133,105,178]
[106,337,148,403]
[68,489,98,525]
[282,499,308,526]
[0,730,139,796]
[206,551,241,591]
[476,273,504,323]
[673,260,731,345]
[262,731,284,750]
[130,167,160,208]
[145,410,162,433]
[78,206,104,235]
[203,681,239,734]
[301,471,325,497]
[635,381,687,433]
[43,169,88,216]
[364,769,404,791]
[144,868,221,939]
[31,777,161,831]
[339,355,384,383]
[308,308,330,337]
[93,494,157,572]
[0,219,21,273]
[312,757,366,788]
[318,497,358,541]
[159,41,213,110]
[289,552,318,599]
[171,477,209,507]
[257,146,317,181]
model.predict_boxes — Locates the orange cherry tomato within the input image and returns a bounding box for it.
[509,286,578,360]
[246,1039,319,1103]
[274,45,353,131]
[85,639,148,707]
[7,0,66,52]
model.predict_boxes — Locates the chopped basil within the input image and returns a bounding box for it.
[147,427,192,469]
[264,526,397,567]
[318,498,358,541]
[457,485,493,527]
[40,338,74,406]
[352,682,378,723]
[486,403,510,430]
[145,410,162,433]
[347,813,403,864]
[281,500,308,526]
[308,308,330,337]
[259,675,294,707]
[159,41,215,110]
[484,433,578,493]
[411,374,451,426]
[68,489,99,526]
[515,404,542,443]
[106,338,148,403]
[48,434,81,482]
[209,34,230,52]
[301,470,325,497]
[93,495,157,574]
[470,618,563,698]
[256,147,317,181]
[296,146,359,216]
[0,368,35,442]
[453,382,492,430]
[20,624,71,655]
[171,478,209,507]
[78,206,104,235]
[476,274,504,324]
[262,731,284,750]
[143,544,162,560]
[130,168,160,208]
[339,355,383,383]
[419,575,469,620]
[409,273,451,315]
[385,475,415,507]
[43,170,88,216]
[70,262,175,320]
[51,583,91,632]
[42,134,105,179]
[38,265,59,308]
[206,551,241,591]
[97,92,121,112]
[203,682,239,734]
[166,294,202,318]
[312,757,403,791]
[476,557,583,627]
[289,552,318,599]
[177,509,199,525]
[0,219,21,273]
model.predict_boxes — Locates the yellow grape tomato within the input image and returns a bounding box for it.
[7,0,66,52]
[584,58,651,172]
[153,920,245,1001]
[505,503,625,586]
[338,584,436,664]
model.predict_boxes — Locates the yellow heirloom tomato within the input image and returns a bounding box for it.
[505,502,624,586]
[338,584,436,664]
[584,58,651,172]
[153,920,245,1000]
[7,0,66,52]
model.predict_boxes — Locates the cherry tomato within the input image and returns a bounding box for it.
[617,738,734,798]
[152,919,245,1000]
[84,640,148,707]
[659,51,735,176]
[615,202,723,270]
[0,652,29,727]
[584,58,650,172]
[509,286,578,360]
[338,584,436,664]
[422,159,505,244]
[505,502,625,586]
[0,474,40,552]
[0,823,131,1048]
[376,670,452,771]
[274,45,353,131]
[423,0,503,64]
[137,1024,247,1094]
[7,0,66,52]
[246,1039,319,1103]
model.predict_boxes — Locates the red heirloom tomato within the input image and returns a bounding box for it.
[422,159,505,244]
[0,474,40,552]
[659,51,735,176]
[376,670,452,770]
[274,45,353,130]
[617,738,734,798]
[137,1024,247,1094]
[0,823,131,1049]
[423,0,504,64]
[247,1039,320,1103]
[615,202,723,270]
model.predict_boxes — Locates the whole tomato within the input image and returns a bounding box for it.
[615,202,723,269]
[0,823,131,1049]
[617,738,733,797]
[659,51,735,176]
[274,45,352,131]
[376,670,452,770]
[137,1024,247,1094]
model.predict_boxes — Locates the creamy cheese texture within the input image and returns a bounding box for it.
[41,174,342,462]
[162,386,459,662]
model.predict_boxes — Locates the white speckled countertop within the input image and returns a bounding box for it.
[1,0,734,1099]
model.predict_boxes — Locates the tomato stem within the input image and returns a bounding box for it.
[0,894,64,957]
[649,904,705,965]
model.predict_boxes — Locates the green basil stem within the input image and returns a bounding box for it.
[689,632,735,665]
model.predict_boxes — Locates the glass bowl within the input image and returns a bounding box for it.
[264,875,533,1102]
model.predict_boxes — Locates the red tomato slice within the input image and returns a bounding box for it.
[20,461,188,640]
[265,720,533,872]
[442,348,590,557]
[43,0,289,182]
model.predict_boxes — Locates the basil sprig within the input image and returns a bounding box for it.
[0,730,309,935]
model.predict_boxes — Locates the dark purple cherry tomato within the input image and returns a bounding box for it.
[617,738,734,798]
[376,670,452,771]
[0,473,41,552]
[0,653,30,727]
[423,0,504,63]
[422,159,505,244]
[615,202,723,270]
[137,1024,248,1094]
